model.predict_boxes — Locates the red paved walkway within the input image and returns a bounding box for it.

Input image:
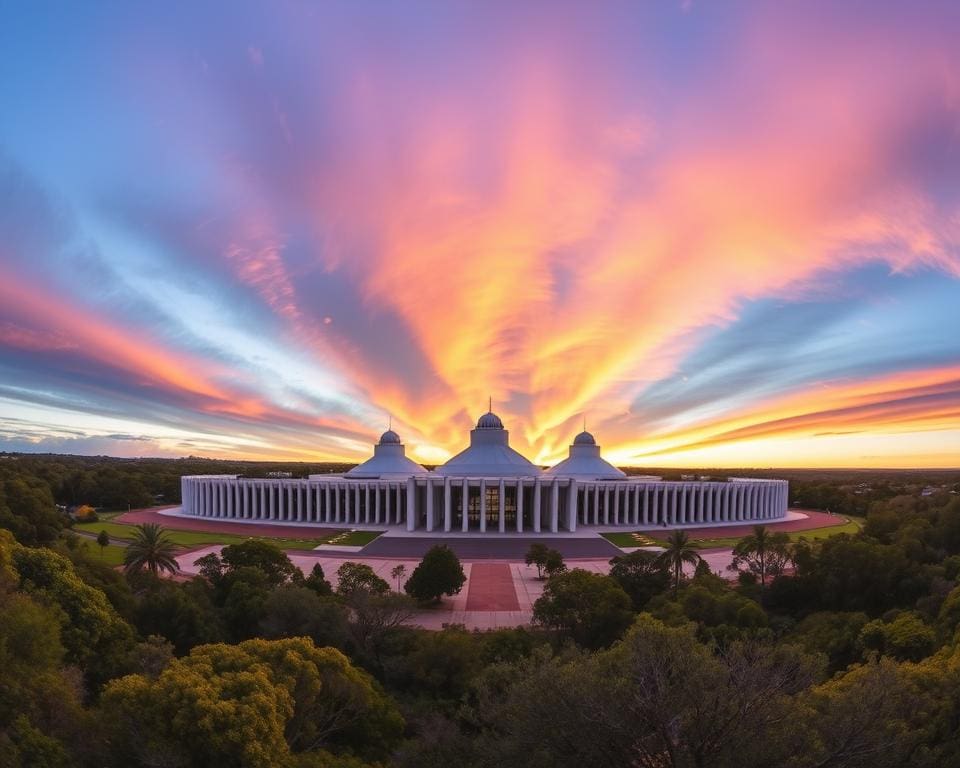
[465,563,520,611]
[637,509,845,539]
[116,507,340,539]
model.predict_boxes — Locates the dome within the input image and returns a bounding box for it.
[545,430,625,479]
[573,430,596,445]
[346,428,427,478]
[436,409,541,477]
[476,411,504,430]
[379,429,401,445]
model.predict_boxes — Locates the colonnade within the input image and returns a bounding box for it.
[180,475,788,534]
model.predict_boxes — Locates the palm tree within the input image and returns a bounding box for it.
[123,523,179,576]
[390,564,407,592]
[656,529,702,598]
[730,525,791,600]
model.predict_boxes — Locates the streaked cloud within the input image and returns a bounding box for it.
[0,1,958,467]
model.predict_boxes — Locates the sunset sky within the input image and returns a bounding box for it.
[1,1,958,468]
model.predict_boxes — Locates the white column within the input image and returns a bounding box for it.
[395,485,403,525]
[533,480,542,533]
[593,485,601,525]
[444,478,452,532]
[603,487,610,524]
[479,479,487,533]
[516,480,524,533]
[499,479,506,533]
[385,483,392,526]
[426,478,435,532]
[567,479,578,532]
[462,479,470,532]
[642,487,649,526]
[550,479,559,533]
[406,477,416,532]
[613,486,621,525]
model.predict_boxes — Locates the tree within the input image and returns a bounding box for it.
[404,546,466,604]
[74,504,98,522]
[12,540,137,689]
[532,569,633,649]
[219,539,300,586]
[304,562,333,596]
[608,550,671,610]
[96,529,110,558]
[859,612,936,662]
[132,576,222,654]
[469,615,821,768]
[656,529,702,598]
[346,592,418,672]
[100,637,404,767]
[260,584,350,650]
[543,549,566,578]
[525,543,551,579]
[336,562,389,596]
[729,525,792,598]
[122,523,178,576]
[0,475,62,545]
[391,563,407,592]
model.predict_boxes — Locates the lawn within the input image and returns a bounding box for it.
[73,519,337,551]
[602,516,863,550]
[324,530,384,546]
[73,539,126,567]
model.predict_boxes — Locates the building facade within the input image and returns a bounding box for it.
[181,410,788,534]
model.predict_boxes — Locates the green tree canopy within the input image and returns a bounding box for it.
[404,546,466,604]
[608,550,671,610]
[336,562,390,597]
[100,637,404,767]
[219,539,301,586]
[12,542,136,689]
[532,568,633,649]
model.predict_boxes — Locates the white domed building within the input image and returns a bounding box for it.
[181,410,788,534]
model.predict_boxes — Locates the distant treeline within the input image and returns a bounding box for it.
[2,452,958,513]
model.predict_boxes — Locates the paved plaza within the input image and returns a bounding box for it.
[174,543,734,630]
[148,504,846,631]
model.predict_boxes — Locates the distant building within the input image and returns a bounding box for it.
[182,409,788,534]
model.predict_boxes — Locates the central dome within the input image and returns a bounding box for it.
[573,430,596,445]
[476,411,504,430]
[378,429,401,445]
[436,409,541,477]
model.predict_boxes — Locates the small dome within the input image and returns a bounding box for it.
[378,429,401,445]
[476,411,504,430]
[573,430,596,446]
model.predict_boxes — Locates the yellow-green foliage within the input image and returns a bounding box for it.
[12,544,136,682]
[101,637,403,768]
[0,530,88,767]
